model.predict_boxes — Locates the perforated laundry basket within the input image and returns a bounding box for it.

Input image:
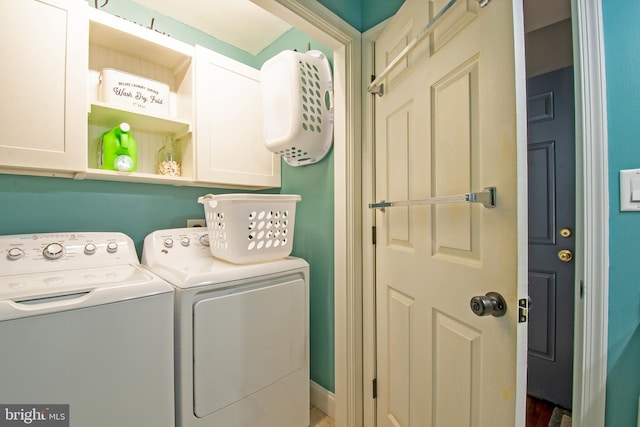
[260,50,333,167]
[198,193,301,264]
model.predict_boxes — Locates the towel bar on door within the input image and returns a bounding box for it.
[369,187,496,210]
[368,0,492,96]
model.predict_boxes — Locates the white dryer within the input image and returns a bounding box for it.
[142,228,309,427]
[0,232,175,427]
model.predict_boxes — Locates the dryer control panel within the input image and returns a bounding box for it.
[142,228,212,263]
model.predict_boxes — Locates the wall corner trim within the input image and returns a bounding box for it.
[570,0,609,426]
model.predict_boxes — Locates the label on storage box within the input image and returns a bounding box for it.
[99,69,170,116]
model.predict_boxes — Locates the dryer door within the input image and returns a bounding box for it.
[193,277,306,418]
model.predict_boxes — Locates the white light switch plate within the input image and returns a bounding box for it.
[619,169,640,211]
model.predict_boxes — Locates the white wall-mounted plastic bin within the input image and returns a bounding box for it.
[198,193,301,264]
[260,50,333,167]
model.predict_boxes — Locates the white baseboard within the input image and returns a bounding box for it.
[310,380,335,419]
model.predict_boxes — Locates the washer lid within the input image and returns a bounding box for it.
[0,265,172,321]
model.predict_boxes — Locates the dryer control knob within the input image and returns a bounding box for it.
[84,243,97,255]
[7,247,24,260]
[106,241,119,253]
[43,243,64,260]
[199,234,210,247]
[163,238,174,248]
[180,237,190,247]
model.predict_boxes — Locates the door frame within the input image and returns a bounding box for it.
[251,1,364,425]
[360,0,608,426]
[569,1,609,426]
[256,0,609,426]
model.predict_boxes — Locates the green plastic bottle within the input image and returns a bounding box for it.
[99,122,138,172]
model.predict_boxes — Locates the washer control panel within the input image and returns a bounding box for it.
[0,232,138,276]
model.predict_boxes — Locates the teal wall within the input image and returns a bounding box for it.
[256,28,336,392]
[602,0,640,425]
[0,176,231,255]
[316,0,362,30]
[254,27,333,68]
[361,0,403,31]
[316,0,403,31]
[281,153,336,393]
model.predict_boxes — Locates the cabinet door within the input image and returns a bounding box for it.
[194,46,280,188]
[0,0,87,172]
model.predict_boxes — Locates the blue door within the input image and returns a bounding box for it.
[527,66,575,410]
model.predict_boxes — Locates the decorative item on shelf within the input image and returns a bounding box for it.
[98,122,138,172]
[157,136,182,176]
[260,50,334,167]
[99,68,170,117]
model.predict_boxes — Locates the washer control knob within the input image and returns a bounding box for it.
[199,234,210,247]
[43,243,64,260]
[180,237,190,247]
[106,241,119,254]
[163,238,174,248]
[84,243,97,255]
[7,247,24,260]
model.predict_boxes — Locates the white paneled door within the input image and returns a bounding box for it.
[373,0,527,426]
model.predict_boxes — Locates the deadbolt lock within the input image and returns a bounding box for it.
[560,228,572,238]
[558,249,573,262]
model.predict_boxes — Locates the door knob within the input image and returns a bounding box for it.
[470,292,507,317]
[558,249,573,262]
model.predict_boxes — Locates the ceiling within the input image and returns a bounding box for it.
[131,0,292,55]
[131,0,571,55]
[523,0,571,33]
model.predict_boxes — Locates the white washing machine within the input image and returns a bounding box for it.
[142,228,309,427]
[0,232,175,427]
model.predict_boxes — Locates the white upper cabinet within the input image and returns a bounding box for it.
[1,2,279,189]
[194,46,281,188]
[0,0,87,172]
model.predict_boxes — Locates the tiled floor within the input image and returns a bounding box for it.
[310,406,335,427]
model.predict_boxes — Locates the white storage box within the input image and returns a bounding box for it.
[260,50,333,166]
[198,193,301,264]
[99,68,170,116]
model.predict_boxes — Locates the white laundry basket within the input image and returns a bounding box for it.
[260,50,333,166]
[198,193,301,264]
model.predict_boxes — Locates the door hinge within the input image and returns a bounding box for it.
[372,378,377,399]
[518,298,529,323]
[372,226,377,245]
